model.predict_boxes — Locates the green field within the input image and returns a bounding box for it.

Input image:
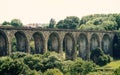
[87,60,120,75]
[103,60,120,69]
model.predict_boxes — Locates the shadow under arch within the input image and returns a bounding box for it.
[63,33,75,59]
[112,34,120,58]
[15,31,28,52]
[33,32,45,54]
[47,32,60,52]
[77,33,88,60]
[102,34,111,54]
[90,33,100,51]
[0,30,8,56]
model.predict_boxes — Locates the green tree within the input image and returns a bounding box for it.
[44,68,63,75]
[49,18,56,28]
[2,21,10,26]
[102,20,117,30]
[0,57,40,75]
[41,56,62,72]
[69,58,96,75]
[56,16,80,29]
[113,14,120,29]
[79,14,118,30]
[90,48,112,66]
[56,20,64,29]
[23,55,43,71]
[11,19,23,27]
[10,52,28,59]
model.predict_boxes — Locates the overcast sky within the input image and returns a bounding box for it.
[0,0,120,25]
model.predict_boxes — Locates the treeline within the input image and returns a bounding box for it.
[1,13,120,31]
[48,13,120,30]
[1,19,23,27]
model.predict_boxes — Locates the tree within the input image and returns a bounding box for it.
[2,21,10,26]
[11,19,23,27]
[56,20,64,29]
[0,57,38,75]
[113,14,120,29]
[90,48,112,66]
[49,18,56,28]
[56,16,80,29]
[79,14,118,31]
[44,68,63,75]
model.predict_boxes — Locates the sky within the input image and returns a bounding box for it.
[0,0,120,25]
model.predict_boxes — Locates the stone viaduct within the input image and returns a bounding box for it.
[0,27,118,60]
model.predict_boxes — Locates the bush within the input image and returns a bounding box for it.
[41,55,62,72]
[90,48,104,63]
[23,55,43,71]
[82,61,96,75]
[114,67,120,75]
[0,57,26,75]
[10,52,28,59]
[43,68,63,75]
[90,48,113,66]
[97,55,112,66]
[70,58,96,75]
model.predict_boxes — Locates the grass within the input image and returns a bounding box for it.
[103,60,120,69]
[87,60,120,75]
[87,71,114,75]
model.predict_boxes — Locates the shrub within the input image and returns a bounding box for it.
[70,58,96,75]
[82,61,96,75]
[90,48,104,63]
[41,55,62,72]
[90,48,113,66]
[43,68,63,75]
[97,55,112,66]
[0,57,26,75]
[23,55,43,71]
[114,67,120,75]
[10,52,28,59]
[0,56,40,75]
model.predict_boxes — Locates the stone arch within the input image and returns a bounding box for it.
[102,34,111,54]
[15,31,28,52]
[77,33,88,59]
[63,33,75,59]
[0,30,8,56]
[33,32,45,54]
[112,34,120,58]
[90,33,100,51]
[48,32,60,52]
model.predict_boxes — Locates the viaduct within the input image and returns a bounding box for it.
[0,27,118,60]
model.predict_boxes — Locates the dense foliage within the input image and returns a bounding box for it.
[2,19,23,27]
[50,14,120,31]
[56,16,80,29]
[0,52,98,75]
[79,14,118,30]
[90,48,113,66]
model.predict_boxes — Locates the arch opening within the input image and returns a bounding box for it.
[102,34,111,54]
[112,34,120,58]
[48,33,60,52]
[0,31,8,56]
[63,33,75,59]
[15,31,28,52]
[33,32,44,54]
[90,34,100,51]
[77,34,88,59]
